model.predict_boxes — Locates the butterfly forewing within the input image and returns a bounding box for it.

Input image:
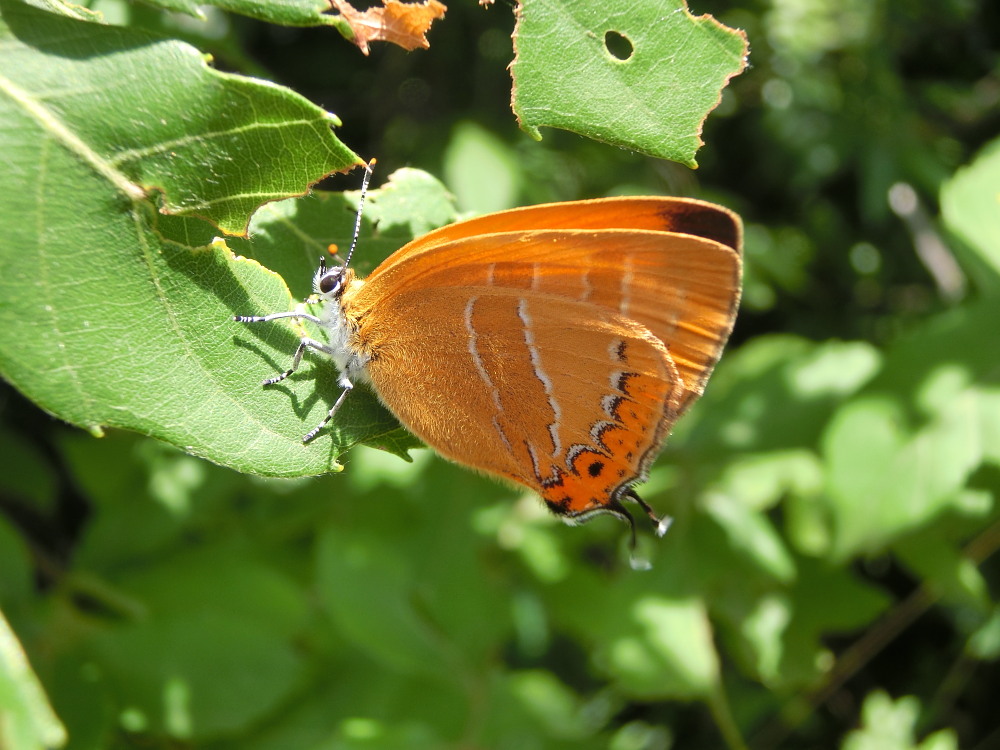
[352,227,741,417]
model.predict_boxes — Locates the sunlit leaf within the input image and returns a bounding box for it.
[842,691,958,750]
[941,135,1000,296]
[0,610,67,750]
[0,2,361,477]
[511,0,748,166]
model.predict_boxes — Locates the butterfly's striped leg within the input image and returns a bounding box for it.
[235,310,352,442]
[261,337,335,386]
[302,378,353,444]
[234,311,331,385]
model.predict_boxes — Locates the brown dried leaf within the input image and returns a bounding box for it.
[329,0,447,55]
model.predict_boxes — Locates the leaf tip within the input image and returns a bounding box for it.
[520,122,543,142]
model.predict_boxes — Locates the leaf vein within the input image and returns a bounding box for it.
[0,73,146,202]
[107,118,328,167]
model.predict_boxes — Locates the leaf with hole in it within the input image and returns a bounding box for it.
[0,1,366,477]
[511,0,748,167]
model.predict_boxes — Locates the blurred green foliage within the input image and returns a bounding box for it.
[1,0,999,749]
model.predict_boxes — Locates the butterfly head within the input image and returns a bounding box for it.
[312,256,355,301]
[310,159,375,305]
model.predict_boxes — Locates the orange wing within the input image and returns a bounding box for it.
[350,285,685,519]
[338,200,742,520]
[353,218,741,417]
[382,196,741,261]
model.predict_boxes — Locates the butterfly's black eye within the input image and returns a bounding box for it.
[318,273,339,294]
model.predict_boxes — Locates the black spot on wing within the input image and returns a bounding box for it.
[656,202,740,252]
[615,372,639,394]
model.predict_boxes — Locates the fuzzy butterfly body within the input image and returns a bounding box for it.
[237,193,742,537]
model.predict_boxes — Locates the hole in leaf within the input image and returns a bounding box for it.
[604,31,633,61]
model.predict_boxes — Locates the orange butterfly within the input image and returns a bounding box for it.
[237,172,742,542]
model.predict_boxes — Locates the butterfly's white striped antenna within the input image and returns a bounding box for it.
[341,159,376,269]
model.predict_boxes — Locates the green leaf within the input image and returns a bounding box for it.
[0,609,67,750]
[111,544,310,638]
[738,593,792,686]
[823,395,983,559]
[608,596,720,698]
[507,671,595,740]
[711,450,823,512]
[312,461,514,676]
[894,530,990,610]
[1,1,357,234]
[940,135,1000,296]
[687,336,881,454]
[841,691,958,750]
[0,428,57,514]
[0,1,361,477]
[968,606,1000,661]
[823,300,1000,558]
[364,167,461,240]
[547,563,721,700]
[89,613,305,740]
[511,0,748,166]
[702,491,796,584]
[780,558,891,688]
[443,122,522,214]
[316,526,456,676]
[136,0,340,28]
